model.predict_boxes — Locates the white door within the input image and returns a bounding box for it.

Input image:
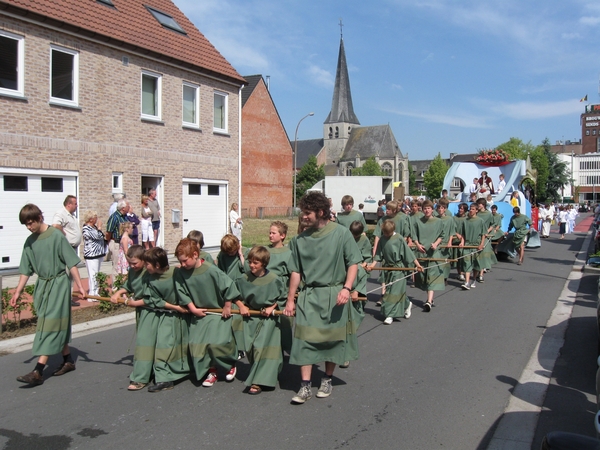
[182,179,228,248]
[0,169,78,270]
[141,176,164,248]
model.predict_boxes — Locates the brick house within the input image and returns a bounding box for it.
[0,0,245,269]
[241,75,292,218]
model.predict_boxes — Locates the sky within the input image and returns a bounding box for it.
[175,0,599,160]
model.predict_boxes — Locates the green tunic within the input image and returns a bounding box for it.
[288,221,362,366]
[19,226,80,357]
[374,213,411,239]
[476,210,497,269]
[456,216,485,273]
[236,271,287,387]
[336,209,367,230]
[411,215,446,292]
[267,245,293,354]
[144,267,189,383]
[125,268,158,384]
[508,214,532,246]
[200,250,215,265]
[174,262,240,379]
[438,215,456,279]
[452,214,467,264]
[217,251,247,351]
[375,233,416,318]
[490,213,504,240]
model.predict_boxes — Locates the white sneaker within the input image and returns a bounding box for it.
[316,377,333,398]
[383,317,393,325]
[225,366,236,381]
[470,282,476,288]
[457,274,465,281]
[202,370,218,387]
[404,301,412,319]
[292,384,312,404]
[461,283,470,290]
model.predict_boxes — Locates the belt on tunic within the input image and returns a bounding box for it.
[38,272,68,281]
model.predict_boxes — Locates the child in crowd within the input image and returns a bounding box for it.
[117,221,133,274]
[217,234,247,358]
[267,221,293,354]
[235,246,287,394]
[110,245,156,391]
[174,239,239,388]
[436,199,458,283]
[187,229,215,264]
[456,203,485,290]
[12,204,85,386]
[453,202,468,281]
[140,247,189,392]
[370,221,422,324]
[475,198,497,279]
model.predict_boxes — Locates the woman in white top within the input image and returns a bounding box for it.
[140,195,154,249]
[229,203,242,241]
[567,205,578,234]
[558,206,568,239]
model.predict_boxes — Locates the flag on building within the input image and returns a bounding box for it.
[580,95,588,102]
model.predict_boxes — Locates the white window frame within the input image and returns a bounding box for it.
[182,82,200,128]
[0,30,25,98]
[112,172,123,193]
[141,70,162,121]
[213,90,228,133]
[49,45,79,107]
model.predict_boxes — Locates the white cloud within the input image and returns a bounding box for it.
[381,107,491,128]
[580,16,600,25]
[561,32,582,40]
[391,84,404,91]
[421,52,434,63]
[308,65,334,87]
[484,99,584,120]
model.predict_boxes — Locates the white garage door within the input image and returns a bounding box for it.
[182,179,228,248]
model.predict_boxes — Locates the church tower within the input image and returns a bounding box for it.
[323,31,360,168]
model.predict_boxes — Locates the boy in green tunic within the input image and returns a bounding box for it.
[174,239,239,388]
[436,199,458,281]
[370,221,422,324]
[453,203,468,281]
[284,192,361,404]
[12,204,86,386]
[456,204,485,290]
[110,245,159,391]
[336,195,367,230]
[235,246,287,394]
[490,205,505,252]
[505,206,532,265]
[267,221,293,354]
[187,230,215,264]
[139,248,190,392]
[475,198,497,281]
[411,200,445,311]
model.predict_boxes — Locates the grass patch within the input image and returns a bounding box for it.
[241,215,299,248]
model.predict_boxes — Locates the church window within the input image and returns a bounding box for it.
[397,163,404,181]
[335,126,339,138]
[328,127,333,139]
[382,163,392,177]
[345,163,354,176]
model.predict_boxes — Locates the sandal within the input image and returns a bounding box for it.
[128,381,147,391]
[248,384,262,395]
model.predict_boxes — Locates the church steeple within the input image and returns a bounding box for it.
[324,37,360,126]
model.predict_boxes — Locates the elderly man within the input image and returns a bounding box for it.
[106,199,129,282]
[53,195,82,306]
[108,193,126,216]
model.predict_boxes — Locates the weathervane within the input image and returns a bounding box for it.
[339,18,343,39]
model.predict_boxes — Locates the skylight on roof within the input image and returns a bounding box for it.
[145,6,186,34]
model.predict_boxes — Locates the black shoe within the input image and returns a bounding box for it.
[53,362,76,376]
[17,370,44,385]
[148,382,174,393]
[424,302,432,312]
[71,300,80,307]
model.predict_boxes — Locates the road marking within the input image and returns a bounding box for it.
[487,230,592,449]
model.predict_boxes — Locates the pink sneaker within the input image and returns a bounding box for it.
[225,366,237,382]
[202,369,218,387]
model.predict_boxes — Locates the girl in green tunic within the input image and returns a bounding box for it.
[371,221,422,324]
[174,239,240,388]
[236,246,287,394]
[12,204,86,386]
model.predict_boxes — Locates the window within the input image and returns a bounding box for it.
[213,91,228,132]
[586,130,590,136]
[141,71,161,120]
[146,6,186,34]
[50,45,79,106]
[182,82,199,127]
[594,130,597,136]
[207,185,220,195]
[345,163,354,176]
[0,30,24,97]
[397,163,403,181]
[3,175,28,191]
[382,163,392,177]
[41,177,63,192]
[112,172,123,193]
[188,184,201,195]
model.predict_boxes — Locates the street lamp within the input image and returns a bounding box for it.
[293,112,314,211]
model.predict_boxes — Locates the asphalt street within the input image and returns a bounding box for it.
[0,219,597,450]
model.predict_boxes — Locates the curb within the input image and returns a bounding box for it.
[487,229,594,449]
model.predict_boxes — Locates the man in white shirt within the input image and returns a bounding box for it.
[496,174,506,194]
[53,195,82,307]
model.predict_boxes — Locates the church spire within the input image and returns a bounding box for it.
[324,32,359,126]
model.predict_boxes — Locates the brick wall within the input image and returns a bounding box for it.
[0,16,241,253]
[241,78,292,216]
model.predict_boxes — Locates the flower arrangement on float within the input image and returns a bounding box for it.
[475,148,511,166]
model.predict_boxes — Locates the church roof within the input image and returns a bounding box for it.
[324,38,360,125]
[340,125,403,161]
[294,138,324,169]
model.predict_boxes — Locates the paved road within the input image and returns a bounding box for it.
[0,219,597,450]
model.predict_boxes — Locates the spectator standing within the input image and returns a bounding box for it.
[229,203,243,241]
[81,211,106,298]
[126,203,140,245]
[140,195,154,249]
[147,188,161,246]
[108,193,126,216]
[105,199,129,282]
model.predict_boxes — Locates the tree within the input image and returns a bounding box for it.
[295,155,325,203]
[352,156,383,176]
[529,144,549,201]
[423,153,448,198]
[543,140,569,201]
[496,137,535,160]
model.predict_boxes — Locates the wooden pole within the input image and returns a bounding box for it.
[417,258,458,262]
[374,267,416,272]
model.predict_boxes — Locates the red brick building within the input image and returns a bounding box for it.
[241,75,292,218]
